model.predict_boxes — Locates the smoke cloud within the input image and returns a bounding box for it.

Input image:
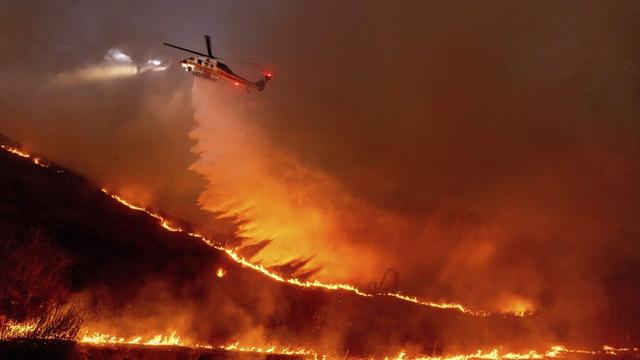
[187,1,640,339]
[190,78,386,283]
[2,0,640,345]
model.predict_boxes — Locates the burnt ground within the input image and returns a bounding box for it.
[0,135,608,357]
[0,340,304,360]
[2,340,640,360]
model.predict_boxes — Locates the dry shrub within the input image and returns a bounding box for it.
[0,225,82,341]
[27,305,83,340]
[0,226,71,321]
[0,305,82,341]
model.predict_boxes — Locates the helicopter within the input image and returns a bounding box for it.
[163,35,271,91]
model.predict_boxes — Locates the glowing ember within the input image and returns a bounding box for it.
[216,267,226,278]
[599,345,640,355]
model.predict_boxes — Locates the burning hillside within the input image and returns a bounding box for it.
[2,2,640,359]
[1,138,639,359]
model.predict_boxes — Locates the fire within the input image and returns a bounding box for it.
[79,330,321,357]
[0,142,498,317]
[3,140,640,360]
[214,342,320,357]
[0,320,36,338]
[99,187,497,317]
[2,320,638,359]
[143,331,182,346]
[386,293,488,316]
[67,329,640,359]
[384,345,638,360]
[80,331,182,346]
[602,345,640,355]
[0,144,48,168]
[80,329,589,359]
[498,295,535,317]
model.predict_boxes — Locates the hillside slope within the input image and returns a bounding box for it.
[0,137,562,356]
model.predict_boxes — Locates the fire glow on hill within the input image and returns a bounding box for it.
[1,136,492,318]
[2,142,640,360]
[101,188,493,317]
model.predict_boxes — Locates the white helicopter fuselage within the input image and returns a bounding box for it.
[180,56,266,90]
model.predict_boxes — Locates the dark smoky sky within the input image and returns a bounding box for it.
[2,0,640,330]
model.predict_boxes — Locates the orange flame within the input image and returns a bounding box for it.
[79,330,321,357]
[99,187,494,317]
[0,321,36,338]
[384,345,640,360]
[3,145,640,359]
[2,320,638,359]
[80,331,182,346]
[74,330,640,360]
[212,342,320,357]
[1,145,48,168]
[0,143,521,319]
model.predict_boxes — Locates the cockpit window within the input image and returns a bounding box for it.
[197,59,202,65]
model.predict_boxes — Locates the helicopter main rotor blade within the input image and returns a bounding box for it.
[204,35,214,58]
[163,42,212,58]
[218,58,260,66]
[164,40,257,65]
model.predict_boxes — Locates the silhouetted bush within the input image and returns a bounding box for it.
[0,225,71,321]
[0,224,81,341]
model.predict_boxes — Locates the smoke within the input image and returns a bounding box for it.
[187,2,640,340]
[2,0,640,347]
[190,78,386,283]
[190,74,554,314]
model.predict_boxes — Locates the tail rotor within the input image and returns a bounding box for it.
[253,72,273,91]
